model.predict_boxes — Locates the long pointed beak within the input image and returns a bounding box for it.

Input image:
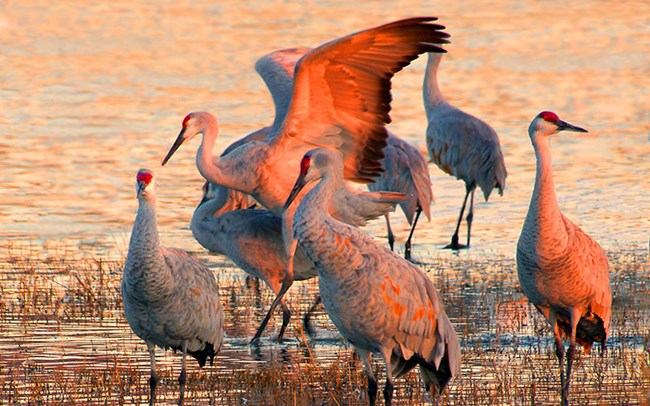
[162,128,187,166]
[283,173,307,211]
[136,181,146,198]
[557,120,588,133]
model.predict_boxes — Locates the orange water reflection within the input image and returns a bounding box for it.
[1,0,648,258]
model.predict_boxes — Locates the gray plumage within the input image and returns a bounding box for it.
[368,131,434,260]
[516,112,612,406]
[254,46,311,130]
[191,180,319,342]
[184,46,402,342]
[284,149,460,405]
[423,52,506,249]
[122,168,223,406]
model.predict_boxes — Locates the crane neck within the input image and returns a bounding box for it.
[196,126,222,183]
[298,174,337,223]
[194,124,240,192]
[195,122,262,197]
[293,172,362,281]
[522,135,568,248]
[423,53,447,113]
[125,196,166,277]
[190,188,232,255]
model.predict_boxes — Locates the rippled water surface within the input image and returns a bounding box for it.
[0,0,649,404]
[1,0,648,256]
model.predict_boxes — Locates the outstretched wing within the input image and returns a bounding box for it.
[272,17,450,183]
[255,47,313,129]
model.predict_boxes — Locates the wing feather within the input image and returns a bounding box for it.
[162,248,223,353]
[564,217,612,336]
[273,17,450,182]
[379,256,458,374]
[255,47,312,129]
[368,132,433,223]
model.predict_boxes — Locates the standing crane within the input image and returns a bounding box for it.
[368,132,433,261]
[122,169,223,406]
[423,52,506,250]
[284,148,460,405]
[191,180,320,342]
[517,111,612,406]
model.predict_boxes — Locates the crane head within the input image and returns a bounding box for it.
[162,112,215,166]
[136,168,155,199]
[283,148,343,211]
[283,153,313,211]
[529,111,588,138]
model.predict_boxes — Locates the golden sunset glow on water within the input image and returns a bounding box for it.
[0,1,648,404]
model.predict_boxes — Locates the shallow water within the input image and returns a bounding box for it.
[0,0,649,404]
[0,252,648,404]
[0,0,648,258]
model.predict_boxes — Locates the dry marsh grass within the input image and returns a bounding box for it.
[0,246,648,405]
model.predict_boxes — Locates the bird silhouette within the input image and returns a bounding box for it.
[191,180,320,342]
[179,45,407,341]
[161,17,448,229]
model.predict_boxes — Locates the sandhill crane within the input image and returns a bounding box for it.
[161,17,449,229]
[423,52,506,250]
[191,180,320,342]
[517,111,612,406]
[283,148,461,405]
[368,132,433,261]
[122,169,223,406]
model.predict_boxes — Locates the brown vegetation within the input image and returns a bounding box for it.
[0,247,647,405]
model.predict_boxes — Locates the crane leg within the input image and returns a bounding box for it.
[251,273,294,344]
[445,188,471,250]
[404,205,423,262]
[178,341,188,406]
[564,310,580,406]
[276,299,292,342]
[385,214,395,252]
[550,311,567,406]
[147,344,158,406]
[358,348,378,405]
[302,294,322,338]
[465,189,475,248]
[381,348,395,406]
